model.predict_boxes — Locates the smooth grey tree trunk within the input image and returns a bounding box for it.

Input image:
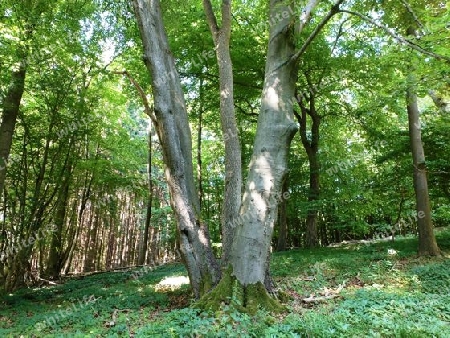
[228,0,298,288]
[203,0,242,267]
[276,176,289,251]
[198,0,344,312]
[132,0,220,298]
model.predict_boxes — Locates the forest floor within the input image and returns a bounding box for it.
[1,230,450,337]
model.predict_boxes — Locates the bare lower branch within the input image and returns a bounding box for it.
[203,0,219,37]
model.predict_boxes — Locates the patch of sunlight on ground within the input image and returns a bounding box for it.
[155,276,190,292]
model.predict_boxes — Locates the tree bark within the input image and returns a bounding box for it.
[294,92,321,248]
[0,55,27,196]
[198,0,298,312]
[197,77,204,210]
[132,0,220,298]
[45,164,71,279]
[138,129,153,265]
[203,0,242,267]
[406,74,441,256]
[230,0,298,284]
[276,176,289,251]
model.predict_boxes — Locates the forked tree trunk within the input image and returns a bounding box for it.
[406,74,440,256]
[228,0,297,293]
[132,0,220,298]
[198,0,298,312]
[294,93,320,248]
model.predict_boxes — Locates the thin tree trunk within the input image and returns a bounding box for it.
[138,129,153,265]
[197,77,204,210]
[63,173,92,275]
[132,0,220,298]
[305,155,320,247]
[294,91,320,248]
[406,74,440,256]
[45,171,70,279]
[405,25,440,256]
[45,143,74,279]
[203,0,242,267]
[105,214,115,269]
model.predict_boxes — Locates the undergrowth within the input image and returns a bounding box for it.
[1,229,449,337]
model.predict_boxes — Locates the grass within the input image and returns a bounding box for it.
[1,229,450,337]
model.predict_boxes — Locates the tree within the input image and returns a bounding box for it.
[0,0,35,198]
[406,70,441,256]
[294,78,321,248]
[203,0,242,267]
[132,0,344,311]
[132,0,221,299]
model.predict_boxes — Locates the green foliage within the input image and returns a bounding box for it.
[410,259,450,294]
[1,232,449,336]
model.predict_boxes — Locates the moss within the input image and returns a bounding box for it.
[194,266,285,314]
[199,272,214,296]
[244,282,284,314]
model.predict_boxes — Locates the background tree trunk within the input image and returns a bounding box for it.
[406,74,440,256]
[45,164,71,279]
[138,129,153,265]
[294,92,321,248]
[0,55,27,196]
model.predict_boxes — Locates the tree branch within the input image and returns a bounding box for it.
[203,0,220,37]
[340,9,450,63]
[429,90,449,113]
[331,18,349,56]
[296,0,320,35]
[221,0,232,34]
[401,0,426,33]
[291,0,345,63]
[112,70,157,124]
[268,0,344,76]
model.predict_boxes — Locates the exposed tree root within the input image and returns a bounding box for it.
[194,267,285,314]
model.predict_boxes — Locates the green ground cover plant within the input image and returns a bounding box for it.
[1,229,449,337]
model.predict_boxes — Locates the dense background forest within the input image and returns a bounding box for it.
[0,0,449,335]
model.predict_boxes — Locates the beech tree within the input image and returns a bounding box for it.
[202,0,242,267]
[132,0,221,299]
[132,0,344,311]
